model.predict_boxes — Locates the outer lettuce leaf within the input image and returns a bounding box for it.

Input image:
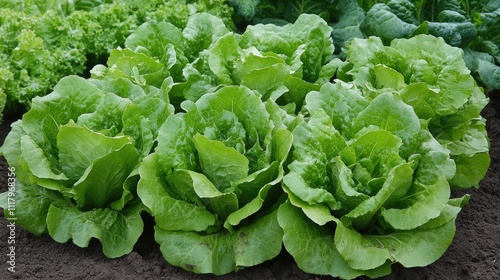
[278,201,392,279]
[138,85,293,274]
[155,207,283,275]
[46,199,145,258]
[0,180,70,235]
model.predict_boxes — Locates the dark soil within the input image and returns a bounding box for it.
[0,92,499,280]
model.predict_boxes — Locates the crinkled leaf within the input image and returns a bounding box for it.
[138,153,218,232]
[278,201,392,279]
[0,180,70,235]
[342,163,413,231]
[381,176,451,230]
[71,142,139,211]
[173,169,239,221]
[57,121,132,182]
[46,200,145,258]
[335,213,458,270]
[155,209,283,275]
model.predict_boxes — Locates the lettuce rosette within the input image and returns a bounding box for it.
[122,13,337,110]
[137,85,293,274]
[336,34,490,188]
[278,82,470,279]
[0,73,174,257]
[207,13,337,109]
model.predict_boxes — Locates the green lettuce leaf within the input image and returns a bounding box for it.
[155,207,283,275]
[278,201,392,279]
[47,200,145,258]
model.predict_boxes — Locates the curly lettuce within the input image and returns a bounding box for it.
[0,0,234,118]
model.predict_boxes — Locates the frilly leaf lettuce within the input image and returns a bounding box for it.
[337,34,490,189]
[137,85,292,274]
[279,81,469,278]
[0,72,173,257]
[0,0,235,119]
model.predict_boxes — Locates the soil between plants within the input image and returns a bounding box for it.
[0,93,499,280]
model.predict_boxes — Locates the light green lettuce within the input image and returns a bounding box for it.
[0,71,174,257]
[138,85,293,274]
[0,0,235,120]
[209,13,338,109]
[337,34,490,189]
[122,13,337,110]
[279,82,469,278]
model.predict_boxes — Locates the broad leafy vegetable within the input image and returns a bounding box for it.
[279,81,470,279]
[336,34,490,189]
[361,0,500,90]
[0,65,174,257]
[123,12,337,110]
[229,0,336,24]
[228,0,500,91]
[0,9,492,279]
[137,85,293,274]
[0,0,234,118]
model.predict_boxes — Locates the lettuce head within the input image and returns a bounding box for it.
[279,82,470,279]
[337,34,490,189]
[137,85,293,274]
[0,71,174,257]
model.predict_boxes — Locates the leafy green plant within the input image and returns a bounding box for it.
[0,11,334,264]
[126,12,333,274]
[276,34,489,279]
[0,11,491,279]
[0,56,174,257]
[123,12,337,110]
[336,34,490,189]
[138,85,293,274]
[279,76,471,280]
[361,0,500,90]
[228,0,500,91]
[229,0,336,25]
[0,0,234,117]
